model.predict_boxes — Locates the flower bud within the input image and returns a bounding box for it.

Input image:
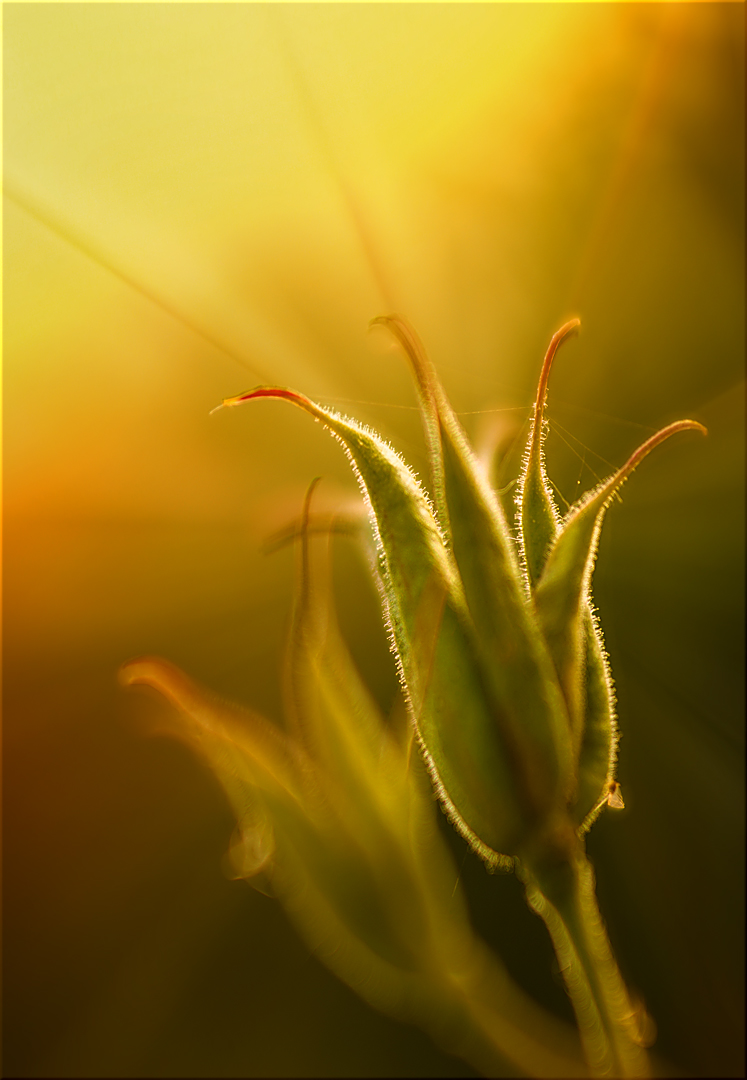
[214,319,704,872]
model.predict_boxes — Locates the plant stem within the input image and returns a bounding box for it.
[441,944,589,1078]
[519,848,651,1078]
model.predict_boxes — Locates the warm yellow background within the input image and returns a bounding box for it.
[4,4,744,1076]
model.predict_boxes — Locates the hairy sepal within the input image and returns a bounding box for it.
[533,420,707,815]
[517,321,614,817]
[373,317,574,835]
[518,324,706,827]
[519,320,580,589]
[221,386,525,865]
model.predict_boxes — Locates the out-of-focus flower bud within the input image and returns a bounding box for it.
[120,480,584,1079]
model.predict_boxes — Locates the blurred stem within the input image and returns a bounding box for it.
[438,946,589,1079]
[519,848,650,1078]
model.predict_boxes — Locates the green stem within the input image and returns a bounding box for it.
[519,849,651,1078]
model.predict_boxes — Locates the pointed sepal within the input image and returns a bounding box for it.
[533,418,707,759]
[373,316,574,837]
[519,319,580,587]
[218,384,528,865]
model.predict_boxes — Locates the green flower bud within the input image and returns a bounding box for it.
[212,319,705,874]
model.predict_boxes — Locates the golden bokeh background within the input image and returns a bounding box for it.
[4,4,744,1076]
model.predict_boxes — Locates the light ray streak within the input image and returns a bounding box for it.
[4,182,269,380]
